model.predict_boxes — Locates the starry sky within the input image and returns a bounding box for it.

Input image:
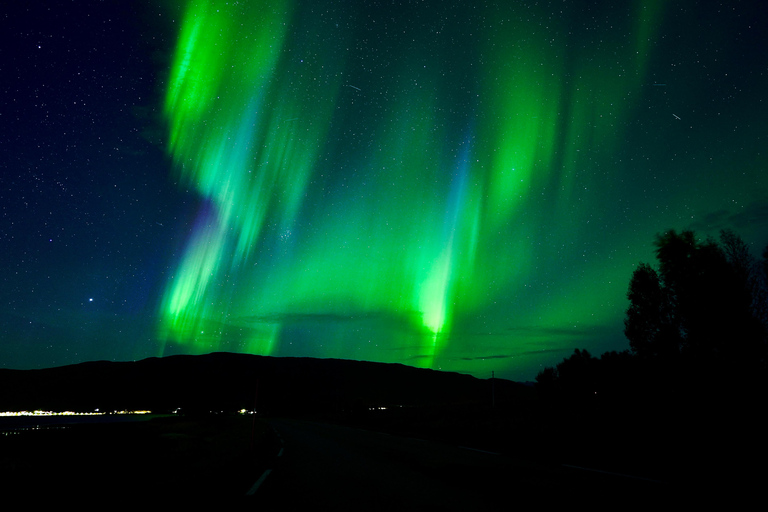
[2,0,767,381]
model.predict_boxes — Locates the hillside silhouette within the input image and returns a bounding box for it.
[0,353,522,415]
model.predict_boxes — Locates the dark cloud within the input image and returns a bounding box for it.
[730,203,768,230]
[517,347,575,356]
[458,354,515,361]
[402,354,434,362]
[687,201,768,234]
[456,346,575,362]
[504,325,601,338]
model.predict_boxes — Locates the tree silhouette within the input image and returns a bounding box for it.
[624,229,767,374]
[533,230,768,498]
[554,348,597,396]
[537,228,767,403]
[624,262,679,360]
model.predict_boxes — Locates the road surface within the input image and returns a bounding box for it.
[249,418,667,509]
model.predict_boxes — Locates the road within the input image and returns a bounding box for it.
[248,418,667,509]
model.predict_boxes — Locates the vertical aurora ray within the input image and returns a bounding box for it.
[157,0,670,377]
[159,0,346,351]
[415,136,476,365]
[229,59,470,366]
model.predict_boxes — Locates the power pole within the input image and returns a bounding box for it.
[491,371,495,408]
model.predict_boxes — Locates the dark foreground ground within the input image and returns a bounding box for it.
[257,417,677,510]
[0,413,668,507]
[0,409,761,506]
[0,415,279,502]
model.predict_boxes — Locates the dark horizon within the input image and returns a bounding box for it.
[0,351,528,417]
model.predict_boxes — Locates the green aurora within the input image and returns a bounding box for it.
[152,0,767,379]
[4,0,767,380]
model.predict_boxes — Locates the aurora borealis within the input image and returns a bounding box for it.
[2,1,767,380]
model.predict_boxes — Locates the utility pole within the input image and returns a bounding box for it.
[491,371,495,408]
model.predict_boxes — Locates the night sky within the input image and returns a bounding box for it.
[2,0,767,381]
